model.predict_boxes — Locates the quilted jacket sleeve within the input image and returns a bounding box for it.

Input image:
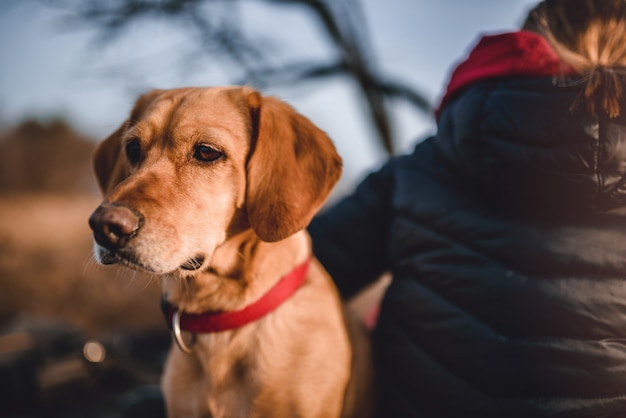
[308,163,394,299]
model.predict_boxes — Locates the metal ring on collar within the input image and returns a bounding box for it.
[172,309,196,354]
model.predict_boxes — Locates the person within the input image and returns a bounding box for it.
[308,0,626,416]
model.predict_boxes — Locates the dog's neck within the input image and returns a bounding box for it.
[161,229,310,314]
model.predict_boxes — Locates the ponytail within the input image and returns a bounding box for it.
[575,67,626,118]
[535,0,626,118]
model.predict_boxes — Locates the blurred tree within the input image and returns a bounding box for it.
[48,0,431,154]
[0,119,97,193]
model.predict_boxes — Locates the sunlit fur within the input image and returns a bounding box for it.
[90,86,373,418]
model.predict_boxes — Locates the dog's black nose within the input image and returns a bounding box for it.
[89,204,143,250]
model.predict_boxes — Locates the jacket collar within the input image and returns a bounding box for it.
[437,30,572,118]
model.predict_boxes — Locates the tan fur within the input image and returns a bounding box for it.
[90,86,373,418]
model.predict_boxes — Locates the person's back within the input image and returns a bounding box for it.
[309,1,626,416]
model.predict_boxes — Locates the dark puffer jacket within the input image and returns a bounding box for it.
[309,31,626,417]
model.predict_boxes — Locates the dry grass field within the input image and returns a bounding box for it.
[0,120,166,336]
[0,193,165,334]
[0,193,170,417]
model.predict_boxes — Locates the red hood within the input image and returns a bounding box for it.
[436,31,571,119]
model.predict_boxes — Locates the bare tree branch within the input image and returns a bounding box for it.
[46,0,433,154]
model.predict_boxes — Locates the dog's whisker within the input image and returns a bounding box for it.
[138,273,158,292]
[83,254,97,275]
[124,270,138,291]
[180,275,193,298]
[235,249,246,262]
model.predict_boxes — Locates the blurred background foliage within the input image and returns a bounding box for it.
[0,119,96,193]
[0,0,539,415]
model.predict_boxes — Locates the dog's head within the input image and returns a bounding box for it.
[89,87,342,275]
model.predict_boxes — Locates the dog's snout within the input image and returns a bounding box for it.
[89,204,143,250]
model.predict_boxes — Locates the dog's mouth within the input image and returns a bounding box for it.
[96,244,206,274]
[98,247,159,273]
[180,255,206,271]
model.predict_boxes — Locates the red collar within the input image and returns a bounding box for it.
[161,257,310,335]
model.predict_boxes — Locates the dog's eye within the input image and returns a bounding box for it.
[125,139,142,165]
[194,145,224,163]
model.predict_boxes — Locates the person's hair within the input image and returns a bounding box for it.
[522,2,547,33]
[532,0,626,118]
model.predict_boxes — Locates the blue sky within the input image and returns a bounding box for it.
[0,0,538,190]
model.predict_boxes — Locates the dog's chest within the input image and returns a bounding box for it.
[196,326,318,417]
[194,333,260,417]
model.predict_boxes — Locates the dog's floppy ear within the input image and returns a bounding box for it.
[93,89,164,194]
[93,122,129,194]
[245,89,342,242]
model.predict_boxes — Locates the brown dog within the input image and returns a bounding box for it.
[88,87,373,418]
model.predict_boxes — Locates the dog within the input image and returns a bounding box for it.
[88,86,373,418]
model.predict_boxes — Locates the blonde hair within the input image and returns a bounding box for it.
[533,0,626,118]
